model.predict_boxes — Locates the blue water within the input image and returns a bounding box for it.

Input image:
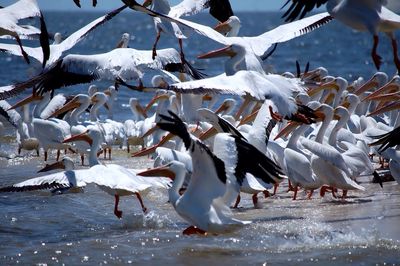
[0,10,400,265]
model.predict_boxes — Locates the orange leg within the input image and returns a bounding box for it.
[307,189,314,200]
[341,189,348,199]
[233,194,241,208]
[152,30,161,60]
[292,186,298,200]
[391,36,400,72]
[263,190,270,198]
[372,35,382,70]
[114,195,123,219]
[182,226,207,236]
[272,183,279,196]
[252,193,258,207]
[287,180,295,192]
[135,192,147,213]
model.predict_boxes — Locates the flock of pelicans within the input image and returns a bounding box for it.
[0,0,400,235]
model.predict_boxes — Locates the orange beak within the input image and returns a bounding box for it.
[137,164,176,180]
[38,160,65,173]
[274,122,300,140]
[63,131,93,146]
[198,45,236,59]
[131,132,174,157]
[8,94,43,110]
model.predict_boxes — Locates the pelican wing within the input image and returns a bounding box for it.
[40,94,67,119]
[300,137,352,176]
[169,0,209,18]
[0,48,186,100]
[0,100,21,128]
[0,169,91,193]
[281,0,329,22]
[0,0,41,28]
[0,43,41,61]
[169,71,299,117]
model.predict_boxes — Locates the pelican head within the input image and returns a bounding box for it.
[38,157,75,173]
[88,85,98,97]
[53,32,62,44]
[151,75,168,88]
[354,72,388,96]
[214,16,241,37]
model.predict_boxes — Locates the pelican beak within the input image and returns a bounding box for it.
[198,45,236,59]
[274,122,300,140]
[214,102,229,114]
[142,0,152,7]
[341,99,350,109]
[324,92,335,105]
[354,76,379,96]
[38,161,65,173]
[214,20,232,35]
[238,109,259,126]
[8,94,43,110]
[63,130,93,146]
[367,92,400,103]
[131,132,174,157]
[142,125,158,139]
[144,94,169,113]
[202,94,212,101]
[362,82,399,101]
[136,102,148,119]
[368,101,400,117]
[307,80,339,97]
[137,164,176,180]
[50,97,80,118]
[103,89,110,96]
[198,126,218,141]
[313,110,326,121]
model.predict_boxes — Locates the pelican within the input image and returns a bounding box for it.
[0,47,203,100]
[0,0,42,64]
[142,0,234,60]
[150,111,284,234]
[282,0,400,71]
[124,98,148,152]
[0,5,127,69]
[115,33,131,48]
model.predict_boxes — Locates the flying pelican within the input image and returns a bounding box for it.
[142,0,234,60]
[0,47,203,100]
[281,0,400,71]
[0,0,42,64]
[0,5,127,68]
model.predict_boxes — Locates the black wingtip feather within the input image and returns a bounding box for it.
[39,12,50,69]
[157,110,192,150]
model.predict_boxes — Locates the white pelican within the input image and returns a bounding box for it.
[282,0,400,71]
[142,0,234,60]
[115,33,131,48]
[0,47,203,100]
[0,0,41,64]
[0,100,40,156]
[0,151,170,218]
[124,98,148,152]
[11,92,72,161]
[143,111,256,234]
[0,5,127,69]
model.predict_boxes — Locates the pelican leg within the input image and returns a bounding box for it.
[152,30,161,60]
[178,38,185,62]
[233,194,241,208]
[287,180,295,192]
[114,195,123,219]
[18,147,21,155]
[80,154,84,166]
[36,149,39,157]
[272,183,279,196]
[44,151,48,161]
[292,186,298,200]
[389,34,400,72]
[341,189,348,199]
[372,35,382,70]
[182,226,207,236]
[104,148,107,159]
[252,193,259,207]
[14,34,30,64]
[263,190,270,198]
[56,150,61,161]
[134,192,147,213]
[127,144,130,153]
[307,189,314,200]
[108,148,111,160]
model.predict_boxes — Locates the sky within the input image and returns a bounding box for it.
[2,0,288,11]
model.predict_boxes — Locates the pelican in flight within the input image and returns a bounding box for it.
[140,111,255,235]
[281,0,400,71]
[0,47,203,100]
[0,5,127,69]
[142,0,234,60]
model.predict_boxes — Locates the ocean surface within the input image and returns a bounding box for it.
[0,10,400,265]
